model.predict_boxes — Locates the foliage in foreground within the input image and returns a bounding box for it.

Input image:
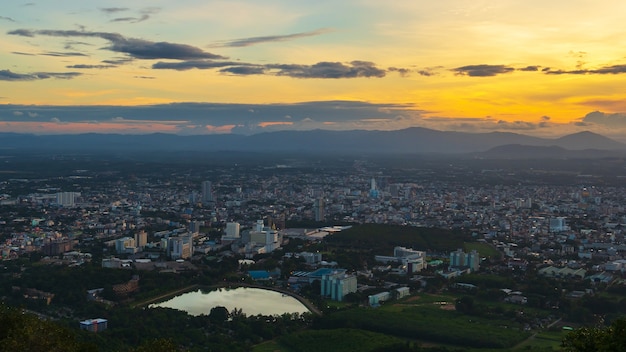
[561,318,626,352]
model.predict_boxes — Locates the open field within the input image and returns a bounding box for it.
[464,242,501,258]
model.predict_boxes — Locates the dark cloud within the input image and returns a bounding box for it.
[272,61,386,78]
[102,58,133,65]
[8,29,225,60]
[110,7,159,23]
[519,65,540,71]
[0,101,413,127]
[590,64,626,74]
[134,76,156,79]
[581,111,626,127]
[66,64,116,69]
[7,29,35,37]
[12,51,35,56]
[100,7,129,14]
[495,120,543,130]
[219,66,266,75]
[544,64,626,75]
[152,60,243,70]
[63,41,92,50]
[0,16,15,22]
[209,28,332,48]
[453,64,515,77]
[154,59,389,79]
[388,67,411,77]
[41,51,88,57]
[544,69,587,75]
[111,16,149,23]
[0,69,81,81]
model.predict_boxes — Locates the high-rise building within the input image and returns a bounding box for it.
[134,231,147,249]
[224,222,240,239]
[314,198,325,222]
[168,234,193,260]
[189,221,203,234]
[320,270,357,302]
[201,181,214,204]
[369,178,379,198]
[56,192,81,207]
[449,248,480,272]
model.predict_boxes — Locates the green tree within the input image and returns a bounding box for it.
[562,318,626,352]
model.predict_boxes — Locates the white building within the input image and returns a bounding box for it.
[115,237,136,254]
[223,222,241,240]
[320,270,357,302]
[168,234,193,260]
[550,217,568,232]
[56,192,81,207]
[449,249,480,272]
[375,246,427,273]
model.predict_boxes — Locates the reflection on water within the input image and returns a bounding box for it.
[149,287,310,316]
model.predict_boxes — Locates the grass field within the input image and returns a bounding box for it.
[464,242,501,258]
[513,330,566,350]
[252,328,408,352]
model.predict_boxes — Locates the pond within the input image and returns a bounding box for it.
[149,287,310,316]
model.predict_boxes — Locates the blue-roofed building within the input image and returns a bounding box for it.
[248,270,271,281]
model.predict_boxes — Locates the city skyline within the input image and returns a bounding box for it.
[2,1,626,138]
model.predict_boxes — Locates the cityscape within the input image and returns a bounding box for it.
[1,151,625,350]
[2,1,626,351]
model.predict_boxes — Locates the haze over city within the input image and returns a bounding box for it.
[2,1,626,140]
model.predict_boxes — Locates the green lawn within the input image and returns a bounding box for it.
[513,330,566,350]
[464,242,501,258]
[253,329,408,352]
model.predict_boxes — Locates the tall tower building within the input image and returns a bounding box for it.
[134,231,148,249]
[314,198,325,222]
[201,181,214,204]
[369,177,379,198]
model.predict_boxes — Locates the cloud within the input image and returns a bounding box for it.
[8,29,225,60]
[209,28,332,48]
[134,76,156,79]
[0,16,15,22]
[581,111,626,127]
[102,58,134,65]
[12,51,35,56]
[152,60,243,70]
[270,61,386,78]
[544,64,626,75]
[453,64,515,77]
[220,66,266,75]
[41,51,88,57]
[388,67,411,77]
[0,69,82,81]
[519,65,540,71]
[0,101,418,134]
[100,7,129,14]
[109,7,159,23]
[66,64,116,69]
[154,59,389,79]
[13,111,23,116]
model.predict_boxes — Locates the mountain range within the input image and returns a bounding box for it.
[0,128,624,157]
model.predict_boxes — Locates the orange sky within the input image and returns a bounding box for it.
[2,1,626,139]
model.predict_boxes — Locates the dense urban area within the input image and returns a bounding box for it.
[1,151,626,351]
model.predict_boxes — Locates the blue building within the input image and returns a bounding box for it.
[320,269,357,301]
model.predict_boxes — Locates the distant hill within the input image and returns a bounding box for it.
[476,144,623,159]
[0,128,624,155]
[551,131,625,150]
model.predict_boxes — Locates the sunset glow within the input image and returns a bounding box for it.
[2,1,626,139]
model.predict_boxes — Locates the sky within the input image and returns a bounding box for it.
[2,1,626,139]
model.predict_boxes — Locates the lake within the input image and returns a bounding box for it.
[149,287,310,316]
